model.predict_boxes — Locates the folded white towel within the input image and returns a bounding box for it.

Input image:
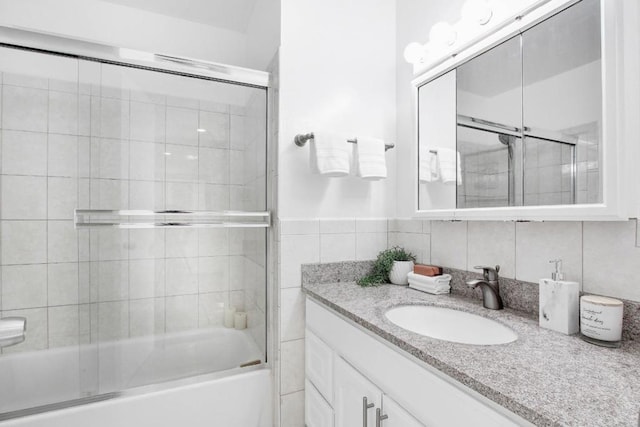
[407,272,452,286]
[437,148,461,185]
[355,137,387,180]
[409,281,451,295]
[310,131,350,177]
[419,147,439,183]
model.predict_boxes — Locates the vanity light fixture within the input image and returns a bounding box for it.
[403,0,494,65]
[197,128,207,133]
[461,0,493,26]
[403,42,427,64]
[429,22,457,47]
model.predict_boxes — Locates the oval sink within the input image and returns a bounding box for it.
[385,305,517,345]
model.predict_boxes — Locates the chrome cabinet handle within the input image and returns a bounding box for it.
[362,396,374,427]
[376,408,389,427]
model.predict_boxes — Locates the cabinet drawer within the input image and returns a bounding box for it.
[305,379,334,427]
[305,328,334,404]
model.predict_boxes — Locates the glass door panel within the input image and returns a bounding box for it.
[522,0,602,205]
[0,44,268,417]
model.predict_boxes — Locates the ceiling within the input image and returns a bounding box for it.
[100,0,259,33]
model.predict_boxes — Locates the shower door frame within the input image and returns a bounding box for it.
[0,25,274,420]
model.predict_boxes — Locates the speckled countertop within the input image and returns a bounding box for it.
[303,281,640,427]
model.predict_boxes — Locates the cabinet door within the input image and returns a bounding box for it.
[334,356,381,427]
[379,395,424,427]
[417,69,457,212]
[306,329,334,404]
[522,0,602,206]
[305,380,334,427]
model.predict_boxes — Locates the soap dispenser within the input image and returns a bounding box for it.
[539,259,579,334]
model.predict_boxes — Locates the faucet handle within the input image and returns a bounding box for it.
[473,265,500,281]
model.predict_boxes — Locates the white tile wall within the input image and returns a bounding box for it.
[431,221,468,270]
[583,221,640,301]
[280,390,305,427]
[515,222,582,283]
[281,338,305,395]
[468,221,516,278]
[0,52,269,356]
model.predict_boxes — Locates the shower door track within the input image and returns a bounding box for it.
[0,26,269,89]
[0,364,267,422]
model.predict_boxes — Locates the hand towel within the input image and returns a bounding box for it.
[409,280,451,295]
[407,272,452,286]
[419,147,439,183]
[437,148,462,185]
[310,131,350,177]
[355,137,387,180]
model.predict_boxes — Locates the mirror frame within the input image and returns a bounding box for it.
[412,0,630,221]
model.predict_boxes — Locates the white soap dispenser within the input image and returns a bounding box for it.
[539,259,579,335]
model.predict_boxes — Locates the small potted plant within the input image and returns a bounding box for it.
[357,246,417,287]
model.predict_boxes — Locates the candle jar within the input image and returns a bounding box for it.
[580,295,623,348]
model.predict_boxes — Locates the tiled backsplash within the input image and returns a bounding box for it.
[390,218,640,302]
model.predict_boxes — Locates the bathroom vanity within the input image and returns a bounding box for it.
[303,281,640,426]
[412,0,637,221]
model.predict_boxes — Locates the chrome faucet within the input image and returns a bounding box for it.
[466,265,504,310]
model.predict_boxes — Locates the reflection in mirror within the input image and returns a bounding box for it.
[456,36,522,208]
[418,70,457,211]
[457,126,523,208]
[523,0,602,205]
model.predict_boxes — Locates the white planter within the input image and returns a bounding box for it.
[389,261,414,285]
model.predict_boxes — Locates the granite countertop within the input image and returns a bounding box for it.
[303,281,640,427]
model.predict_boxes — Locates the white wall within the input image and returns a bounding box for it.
[0,0,248,67]
[246,0,281,71]
[277,0,397,219]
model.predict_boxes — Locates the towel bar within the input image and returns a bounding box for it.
[294,132,394,151]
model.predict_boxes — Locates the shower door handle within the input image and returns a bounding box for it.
[0,316,26,348]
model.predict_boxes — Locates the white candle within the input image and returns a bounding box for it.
[580,295,623,343]
[234,312,247,330]
[224,306,236,328]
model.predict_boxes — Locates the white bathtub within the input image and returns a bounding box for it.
[0,328,271,426]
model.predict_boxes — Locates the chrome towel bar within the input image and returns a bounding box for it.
[294,132,394,151]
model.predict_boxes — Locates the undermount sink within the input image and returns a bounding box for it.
[385,305,518,346]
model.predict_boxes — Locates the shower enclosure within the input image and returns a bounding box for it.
[0,27,270,422]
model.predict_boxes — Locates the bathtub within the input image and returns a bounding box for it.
[0,327,271,426]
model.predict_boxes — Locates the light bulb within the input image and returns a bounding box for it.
[403,42,425,64]
[429,22,457,47]
[461,0,493,25]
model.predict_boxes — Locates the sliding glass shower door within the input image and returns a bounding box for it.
[0,43,268,418]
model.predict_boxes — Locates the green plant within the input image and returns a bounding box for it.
[357,246,416,287]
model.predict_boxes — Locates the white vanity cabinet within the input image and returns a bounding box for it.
[305,298,533,427]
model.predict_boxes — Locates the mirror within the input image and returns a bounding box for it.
[417,0,602,211]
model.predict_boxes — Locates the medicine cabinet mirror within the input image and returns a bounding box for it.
[415,0,625,220]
